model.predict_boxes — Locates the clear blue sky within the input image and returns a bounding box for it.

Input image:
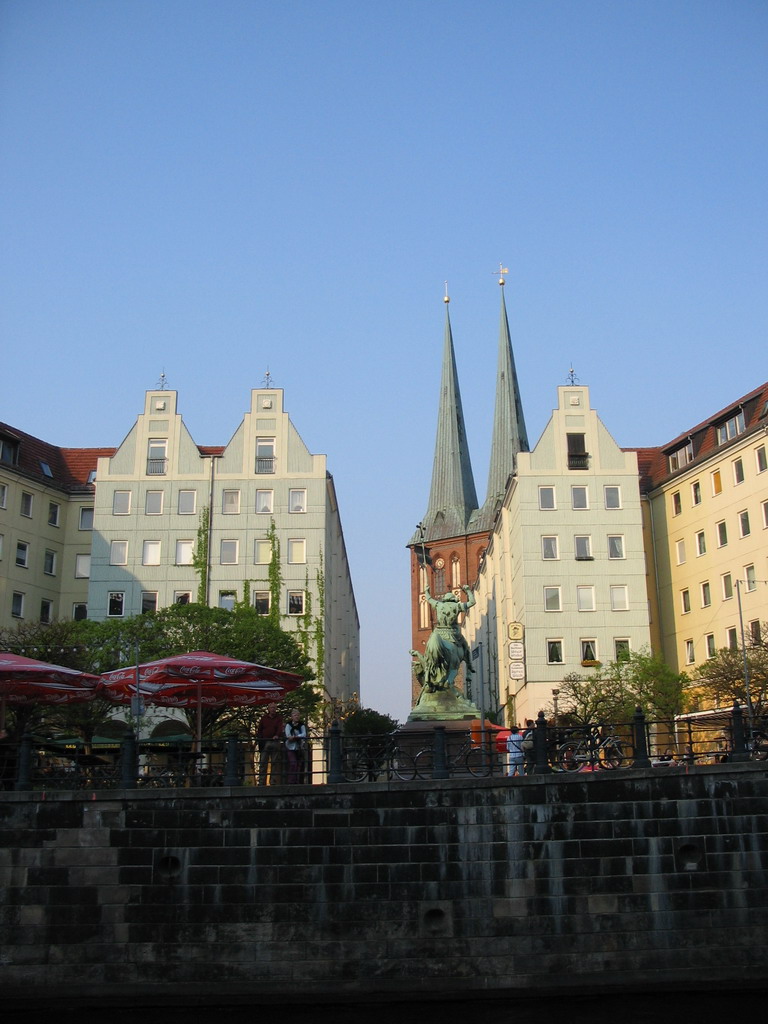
[1,1,766,721]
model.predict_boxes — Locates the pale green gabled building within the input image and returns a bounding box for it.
[89,387,359,702]
[464,383,652,724]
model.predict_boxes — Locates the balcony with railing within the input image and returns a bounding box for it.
[567,452,590,470]
[255,457,276,474]
[146,458,168,476]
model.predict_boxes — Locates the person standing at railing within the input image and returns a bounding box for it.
[285,709,307,784]
[506,726,525,777]
[257,703,285,786]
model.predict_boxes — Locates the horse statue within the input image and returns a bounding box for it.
[410,584,476,693]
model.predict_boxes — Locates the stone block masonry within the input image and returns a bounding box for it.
[1,764,767,1006]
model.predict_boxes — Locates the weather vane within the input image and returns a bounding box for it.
[567,366,580,385]
[261,368,274,388]
[157,369,169,390]
[494,263,509,286]
[444,281,450,304]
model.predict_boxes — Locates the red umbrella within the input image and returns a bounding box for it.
[99,650,304,749]
[0,652,101,734]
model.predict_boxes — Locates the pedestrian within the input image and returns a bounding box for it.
[257,702,284,785]
[285,708,307,784]
[506,726,525,777]
[522,718,535,773]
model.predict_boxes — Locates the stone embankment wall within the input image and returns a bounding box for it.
[1,765,766,1006]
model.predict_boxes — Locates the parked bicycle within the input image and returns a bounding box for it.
[414,734,493,778]
[341,737,416,782]
[556,725,625,772]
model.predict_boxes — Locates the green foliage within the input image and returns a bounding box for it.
[192,505,210,604]
[266,519,282,627]
[313,553,325,688]
[694,633,768,723]
[341,707,399,736]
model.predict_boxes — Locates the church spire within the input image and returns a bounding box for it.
[412,296,478,544]
[474,276,529,530]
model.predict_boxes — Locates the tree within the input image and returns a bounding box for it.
[341,707,399,735]
[694,641,768,726]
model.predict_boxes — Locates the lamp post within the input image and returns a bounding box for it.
[552,688,560,740]
[735,578,755,737]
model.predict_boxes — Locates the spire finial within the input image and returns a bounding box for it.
[261,367,274,388]
[495,263,509,286]
[443,281,450,304]
[566,366,580,385]
[157,369,169,390]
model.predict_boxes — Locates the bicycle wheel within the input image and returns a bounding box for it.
[558,740,584,772]
[414,748,434,779]
[598,740,623,769]
[341,750,368,783]
[465,746,492,777]
[389,749,416,781]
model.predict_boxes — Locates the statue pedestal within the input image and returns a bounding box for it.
[406,685,481,723]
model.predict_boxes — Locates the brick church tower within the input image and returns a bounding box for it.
[407,276,528,707]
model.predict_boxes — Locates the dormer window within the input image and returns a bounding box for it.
[0,435,19,466]
[668,440,693,472]
[716,410,745,445]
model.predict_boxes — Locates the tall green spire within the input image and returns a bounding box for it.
[473,281,528,531]
[411,300,478,544]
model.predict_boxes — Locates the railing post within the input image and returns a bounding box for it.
[14,734,33,792]
[224,735,240,786]
[120,734,138,789]
[632,707,652,768]
[533,710,553,774]
[730,701,749,762]
[327,720,344,784]
[432,726,449,779]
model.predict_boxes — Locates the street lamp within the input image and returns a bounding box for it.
[552,688,560,738]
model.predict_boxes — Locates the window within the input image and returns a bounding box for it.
[681,589,691,614]
[0,534,3,560]
[685,639,694,665]
[141,592,158,614]
[289,489,307,513]
[716,410,745,445]
[108,592,125,617]
[671,491,682,516]
[219,591,236,611]
[174,591,191,605]
[20,492,33,517]
[701,581,711,608]
[711,469,722,495]
[73,603,87,621]
[691,481,702,506]
[581,639,598,663]
[48,502,60,527]
[733,458,745,485]
[604,486,621,510]
[451,557,461,588]
[675,539,686,564]
[146,544,171,584]
[610,585,629,611]
[287,539,306,564]
[576,586,595,612]
[256,489,273,514]
[547,640,563,665]
[756,446,767,474]
[541,536,559,560]
[75,554,91,578]
[112,490,131,515]
[146,438,167,475]
[727,627,738,651]
[220,539,238,564]
[749,620,761,644]
[255,438,276,474]
[696,531,706,556]
[544,587,561,612]
[110,541,128,565]
[764,500,768,529]
[43,549,56,576]
[717,520,728,547]
[739,510,751,537]
[669,441,693,471]
[288,591,305,615]
[0,483,6,508]
[607,535,625,559]
[614,639,631,662]
[222,489,241,514]
[574,536,592,560]
[0,436,19,465]
[79,507,94,530]
[11,592,24,619]
[745,564,757,592]
[255,539,271,564]
[722,573,733,600]
[252,591,270,616]
[15,541,29,568]
[571,486,588,510]
[145,491,163,515]
[175,540,194,566]
[538,486,556,510]
[706,634,716,659]
[178,490,197,515]
[566,433,588,470]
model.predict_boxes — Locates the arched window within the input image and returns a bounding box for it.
[451,556,461,588]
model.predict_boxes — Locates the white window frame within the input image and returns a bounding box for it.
[546,639,564,665]
[252,591,271,616]
[219,591,237,611]
[107,592,125,617]
[48,502,61,527]
[75,553,91,579]
[543,586,562,612]
[145,490,164,515]
[0,483,6,509]
[722,573,733,600]
[73,602,87,621]
[289,489,307,513]
[79,507,94,530]
[220,539,239,565]
[745,564,757,592]
[287,539,306,564]
[256,489,274,514]
[607,535,624,559]
[11,592,24,619]
[756,445,767,474]
[675,539,686,565]
[610,585,629,611]
[571,485,589,510]
[701,581,711,608]
[538,486,556,510]
[541,536,559,560]
[691,480,701,506]
[671,491,682,516]
[141,591,158,614]
[574,535,592,560]
[681,589,691,614]
[20,492,33,517]
[112,490,131,515]
[178,490,197,515]
[696,530,706,556]
[110,541,128,565]
[576,586,595,612]
[43,549,57,576]
[685,639,694,665]
[614,639,630,661]
[142,541,161,566]
[580,639,598,663]
[174,592,192,605]
[733,458,745,485]
[717,520,728,547]
[705,634,716,659]
[711,469,722,495]
[222,489,241,515]
[727,627,738,651]
[604,485,622,510]
[15,541,29,568]
[287,591,305,615]
[175,540,194,566]
[739,509,751,538]
[254,539,271,565]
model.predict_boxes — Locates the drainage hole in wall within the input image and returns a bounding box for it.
[157,855,182,881]
[422,908,446,935]
[677,843,703,871]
